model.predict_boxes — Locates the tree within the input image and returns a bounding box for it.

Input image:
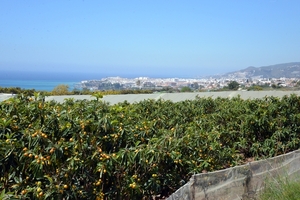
[181,86,192,92]
[192,82,199,90]
[228,81,239,90]
[51,84,70,95]
[247,85,263,91]
[136,80,141,88]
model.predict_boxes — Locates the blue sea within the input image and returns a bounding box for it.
[0,69,201,91]
[0,80,80,91]
[0,70,110,91]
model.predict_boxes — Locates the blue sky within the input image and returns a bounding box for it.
[1,0,300,78]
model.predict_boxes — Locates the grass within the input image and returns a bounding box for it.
[259,174,300,200]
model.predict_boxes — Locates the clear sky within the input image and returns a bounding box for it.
[1,0,300,78]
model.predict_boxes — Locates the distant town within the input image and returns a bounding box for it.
[75,63,300,91]
[77,76,300,91]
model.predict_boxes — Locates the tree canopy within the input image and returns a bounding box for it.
[228,81,239,90]
[51,84,70,95]
[180,86,192,92]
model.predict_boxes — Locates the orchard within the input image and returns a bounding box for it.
[1,93,300,199]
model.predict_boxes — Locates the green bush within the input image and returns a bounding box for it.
[1,93,300,199]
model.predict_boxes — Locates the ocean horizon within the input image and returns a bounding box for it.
[0,70,147,91]
[0,69,205,91]
[0,80,80,91]
[0,70,105,91]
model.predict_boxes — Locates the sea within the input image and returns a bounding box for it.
[0,70,111,91]
[0,80,80,91]
[0,69,202,91]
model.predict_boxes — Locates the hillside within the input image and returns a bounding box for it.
[215,62,300,79]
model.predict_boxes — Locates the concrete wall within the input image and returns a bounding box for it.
[2,91,300,104]
[43,91,300,104]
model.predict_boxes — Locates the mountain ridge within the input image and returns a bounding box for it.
[213,62,300,79]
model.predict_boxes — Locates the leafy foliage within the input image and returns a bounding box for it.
[227,81,240,90]
[51,84,70,95]
[180,86,192,92]
[1,93,300,199]
[0,86,36,96]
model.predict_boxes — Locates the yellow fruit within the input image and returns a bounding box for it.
[63,184,68,189]
[36,187,42,192]
[130,183,136,189]
[50,148,55,154]
[132,174,137,179]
